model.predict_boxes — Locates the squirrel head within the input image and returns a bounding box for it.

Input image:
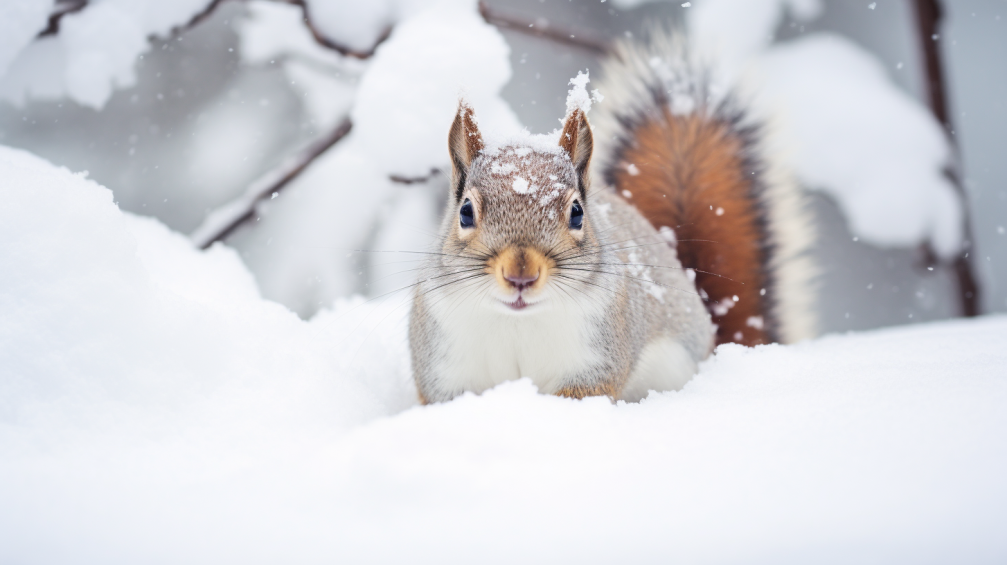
[439,101,601,314]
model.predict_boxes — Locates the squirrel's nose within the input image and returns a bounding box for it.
[504,272,539,292]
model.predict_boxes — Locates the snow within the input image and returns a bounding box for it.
[225,0,520,313]
[0,0,51,78]
[305,0,394,53]
[2,146,1006,562]
[611,0,964,258]
[239,1,350,72]
[757,34,963,257]
[688,0,823,81]
[228,140,397,317]
[0,0,214,108]
[351,3,521,178]
[565,70,597,115]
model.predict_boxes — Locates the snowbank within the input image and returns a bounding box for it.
[2,146,1006,562]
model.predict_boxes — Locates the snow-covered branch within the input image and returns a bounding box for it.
[36,0,88,37]
[477,1,609,55]
[190,117,353,250]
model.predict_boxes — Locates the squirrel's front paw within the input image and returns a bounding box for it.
[554,382,618,400]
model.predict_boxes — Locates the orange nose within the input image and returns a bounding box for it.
[504,272,539,291]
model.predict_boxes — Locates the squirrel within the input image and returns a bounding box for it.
[409,31,816,404]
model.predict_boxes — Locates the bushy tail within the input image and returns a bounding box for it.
[591,31,817,346]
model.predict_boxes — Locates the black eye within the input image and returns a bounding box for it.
[569,200,584,230]
[459,198,475,228]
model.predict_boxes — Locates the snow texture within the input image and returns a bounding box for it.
[565,70,602,115]
[3,145,1006,563]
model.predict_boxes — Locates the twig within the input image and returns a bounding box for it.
[38,0,608,250]
[172,0,395,58]
[285,0,394,59]
[911,0,981,316]
[190,118,353,249]
[390,169,442,185]
[178,0,229,32]
[478,1,609,56]
[37,0,88,37]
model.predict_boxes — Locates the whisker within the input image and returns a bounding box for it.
[355,248,492,262]
[557,267,704,299]
[553,272,627,298]
[557,261,740,284]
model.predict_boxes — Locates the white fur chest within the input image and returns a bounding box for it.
[427,287,604,396]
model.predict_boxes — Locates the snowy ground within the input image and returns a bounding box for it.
[2,145,1006,563]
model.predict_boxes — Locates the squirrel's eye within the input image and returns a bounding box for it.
[569,200,584,230]
[459,198,475,228]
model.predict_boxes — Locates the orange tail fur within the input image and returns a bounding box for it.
[592,32,817,346]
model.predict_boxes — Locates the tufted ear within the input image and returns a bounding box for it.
[559,108,593,200]
[448,101,484,202]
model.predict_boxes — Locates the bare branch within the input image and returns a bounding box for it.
[175,0,395,59]
[911,0,981,316]
[282,0,393,59]
[478,1,609,56]
[390,169,442,185]
[39,0,609,251]
[177,0,230,33]
[190,118,353,249]
[37,0,88,38]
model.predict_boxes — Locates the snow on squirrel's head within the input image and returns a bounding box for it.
[436,87,602,314]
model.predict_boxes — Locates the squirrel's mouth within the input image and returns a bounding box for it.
[502,295,530,311]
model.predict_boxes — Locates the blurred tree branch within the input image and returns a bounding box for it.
[38,0,88,37]
[190,118,352,250]
[478,1,610,55]
[36,0,607,248]
[911,0,981,316]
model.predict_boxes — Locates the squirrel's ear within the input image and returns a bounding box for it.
[448,101,484,202]
[559,109,593,199]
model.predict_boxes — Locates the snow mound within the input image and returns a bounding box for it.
[2,146,1006,562]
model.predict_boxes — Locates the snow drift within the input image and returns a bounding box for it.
[2,146,1006,563]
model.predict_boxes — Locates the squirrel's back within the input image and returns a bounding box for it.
[591,31,817,346]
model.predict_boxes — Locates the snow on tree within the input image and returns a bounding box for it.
[0,0,974,315]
